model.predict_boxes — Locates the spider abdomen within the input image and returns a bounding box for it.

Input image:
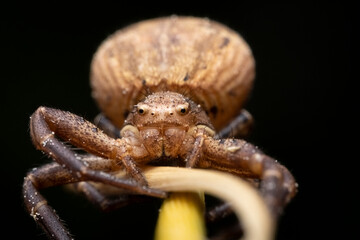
[91,16,255,131]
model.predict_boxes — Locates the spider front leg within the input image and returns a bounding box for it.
[67,154,153,212]
[23,154,153,239]
[23,163,79,239]
[200,137,297,218]
[72,181,153,212]
[29,106,165,198]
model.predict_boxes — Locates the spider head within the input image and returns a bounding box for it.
[128,91,212,130]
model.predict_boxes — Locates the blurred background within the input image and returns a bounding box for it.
[2,3,357,239]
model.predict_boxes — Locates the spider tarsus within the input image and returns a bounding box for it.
[81,168,166,198]
[23,175,73,240]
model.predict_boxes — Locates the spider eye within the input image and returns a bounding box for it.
[176,104,189,115]
[137,105,147,115]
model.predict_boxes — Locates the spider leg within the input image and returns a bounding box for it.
[122,155,148,185]
[185,126,215,168]
[206,178,259,222]
[67,153,150,211]
[200,137,297,218]
[23,163,78,240]
[72,181,153,212]
[206,202,233,222]
[94,113,121,139]
[30,106,166,198]
[185,133,205,168]
[215,109,253,139]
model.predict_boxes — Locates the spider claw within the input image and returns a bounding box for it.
[82,169,167,198]
[141,186,168,198]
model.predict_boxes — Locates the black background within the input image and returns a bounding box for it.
[2,3,358,240]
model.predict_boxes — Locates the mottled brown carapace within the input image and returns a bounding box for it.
[23,16,297,240]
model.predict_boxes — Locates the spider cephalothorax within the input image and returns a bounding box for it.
[23,16,297,240]
[122,91,214,160]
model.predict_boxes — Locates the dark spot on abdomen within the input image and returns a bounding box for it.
[219,37,230,48]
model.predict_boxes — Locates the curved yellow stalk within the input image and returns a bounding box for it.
[142,167,274,240]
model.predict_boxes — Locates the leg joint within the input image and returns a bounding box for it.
[263,169,283,179]
[40,132,55,148]
[249,153,264,175]
[30,200,48,221]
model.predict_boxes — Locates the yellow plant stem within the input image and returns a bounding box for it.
[154,192,206,240]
